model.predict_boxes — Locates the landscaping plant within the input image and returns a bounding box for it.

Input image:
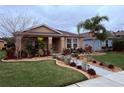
[108,64,114,69]
[25,42,33,57]
[99,62,104,66]
[70,62,76,67]
[76,65,82,70]
[87,68,96,75]
[92,60,97,63]
[62,48,71,55]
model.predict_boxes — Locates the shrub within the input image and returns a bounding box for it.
[21,50,28,58]
[85,45,92,53]
[5,47,16,59]
[62,48,71,55]
[113,37,124,51]
[77,48,84,54]
[70,62,76,67]
[38,49,44,57]
[47,49,50,56]
[87,69,96,75]
[71,53,78,57]
[92,60,97,63]
[108,64,114,69]
[99,62,104,66]
[52,54,57,59]
[25,42,33,57]
[76,65,82,70]
[64,56,71,65]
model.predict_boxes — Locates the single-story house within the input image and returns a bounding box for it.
[80,32,114,51]
[14,24,83,56]
[0,39,6,50]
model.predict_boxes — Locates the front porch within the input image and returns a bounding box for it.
[22,36,62,53]
[15,35,66,58]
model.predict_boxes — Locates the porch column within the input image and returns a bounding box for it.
[15,35,22,58]
[48,37,52,50]
[60,37,65,52]
[78,37,83,48]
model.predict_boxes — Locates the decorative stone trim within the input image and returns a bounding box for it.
[1,56,52,62]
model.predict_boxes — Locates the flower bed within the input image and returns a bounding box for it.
[53,53,97,77]
[88,60,121,72]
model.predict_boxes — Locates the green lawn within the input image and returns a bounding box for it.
[0,60,87,87]
[0,50,6,60]
[93,52,124,70]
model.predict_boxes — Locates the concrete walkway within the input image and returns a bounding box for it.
[66,71,124,87]
[88,64,114,76]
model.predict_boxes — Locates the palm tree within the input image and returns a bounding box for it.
[77,15,109,51]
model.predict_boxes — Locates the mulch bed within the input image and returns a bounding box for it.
[88,61,122,72]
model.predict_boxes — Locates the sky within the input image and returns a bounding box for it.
[0,5,124,35]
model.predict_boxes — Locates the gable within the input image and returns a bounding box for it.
[27,25,61,34]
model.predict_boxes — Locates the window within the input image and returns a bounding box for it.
[66,38,78,48]
[73,39,77,48]
[67,39,72,48]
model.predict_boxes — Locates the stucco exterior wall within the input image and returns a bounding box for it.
[83,39,113,51]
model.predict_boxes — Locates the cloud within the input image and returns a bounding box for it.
[0,5,124,34]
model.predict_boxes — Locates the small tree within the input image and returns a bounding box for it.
[0,13,40,58]
[0,14,40,37]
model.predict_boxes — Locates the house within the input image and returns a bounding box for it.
[114,31,124,38]
[14,24,83,56]
[0,39,6,50]
[80,32,114,51]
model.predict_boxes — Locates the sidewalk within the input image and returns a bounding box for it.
[88,64,114,76]
[66,71,124,87]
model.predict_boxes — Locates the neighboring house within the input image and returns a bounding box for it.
[0,39,6,50]
[14,24,83,55]
[80,32,114,51]
[114,31,124,38]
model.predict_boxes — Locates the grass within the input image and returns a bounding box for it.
[0,60,87,87]
[93,52,124,70]
[0,50,6,60]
